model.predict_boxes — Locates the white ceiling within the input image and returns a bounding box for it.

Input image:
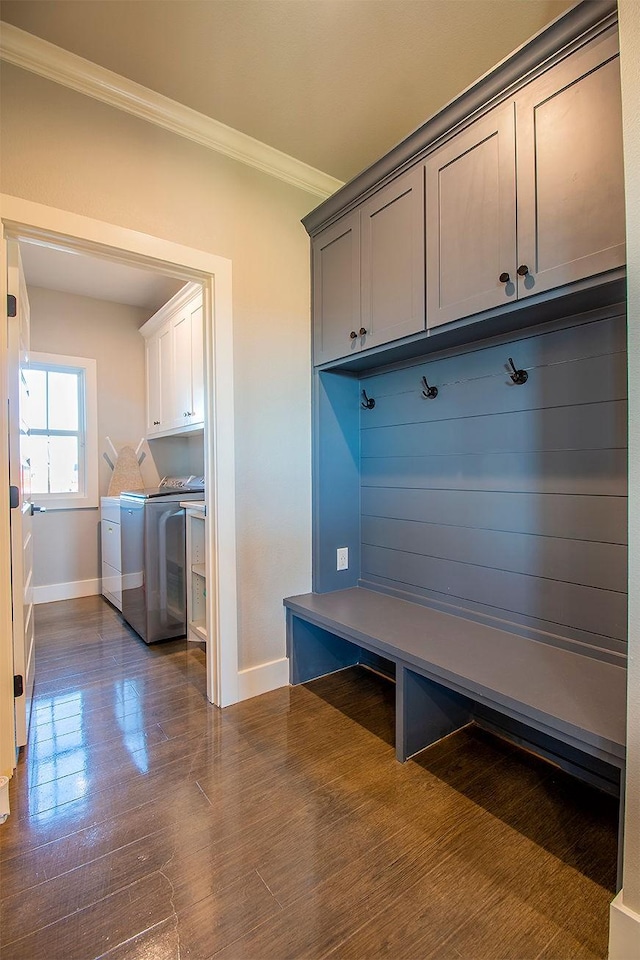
[19,240,186,313]
[1,0,575,183]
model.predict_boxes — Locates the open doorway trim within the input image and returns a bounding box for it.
[0,197,239,783]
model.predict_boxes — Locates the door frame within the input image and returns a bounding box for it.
[0,194,239,789]
[7,240,35,752]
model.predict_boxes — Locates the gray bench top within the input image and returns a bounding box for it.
[284,587,627,762]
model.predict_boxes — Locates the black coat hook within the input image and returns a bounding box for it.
[361,389,375,410]
[507,357,528,385]
[421,376,438,400]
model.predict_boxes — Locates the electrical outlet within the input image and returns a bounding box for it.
[337,547,349,571]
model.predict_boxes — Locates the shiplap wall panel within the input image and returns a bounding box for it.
[362,400,627,458]
[361,488,627,543]
[359,311,627,659]
[362,352,627,429]
[362,449,626,496]
[361,544,626,640]
[361,517,626,591]
[362,573,627,660]
[363,314,626,398]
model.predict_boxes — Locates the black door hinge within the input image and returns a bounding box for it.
[7,294,17,318]
[14,675,24,698]
[10,485,19,509]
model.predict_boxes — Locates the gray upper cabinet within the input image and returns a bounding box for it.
[360,166,425,351]
[313,211,361,366]
[515,30,625,299]
[313,167,425,365]
[426,27,624,330]
[425,103,517,330]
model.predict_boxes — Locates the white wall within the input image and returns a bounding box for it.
[610,1,640,956]
[0,62,314,672]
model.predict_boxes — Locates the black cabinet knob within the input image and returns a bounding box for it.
[499,272,510,284]
[359,327,367,336]
[349,330,357,339]
[517,264,530,277]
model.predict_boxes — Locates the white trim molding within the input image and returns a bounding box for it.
[609,891,640,959]
[33,577,101,605]
[1,193,239,711]
[0,776,9,823]
[237,658,290,702]
[0,23,343,201]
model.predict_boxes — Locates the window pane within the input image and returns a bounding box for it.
[25,369,47,430]
[29,435,50,495]
[49,436,79,493]
[49,371,79,431]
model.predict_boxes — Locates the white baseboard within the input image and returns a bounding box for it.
[33,578,101,605]
[0,777,10,824]
[609,891,640,959]
[237,657,289,702]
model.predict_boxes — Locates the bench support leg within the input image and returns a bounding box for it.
[287,611,360,684]
[396,665,472,762]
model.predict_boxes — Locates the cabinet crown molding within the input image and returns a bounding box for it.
[139,280,201,338]
[302,0,617,236]
[0,23,343,202]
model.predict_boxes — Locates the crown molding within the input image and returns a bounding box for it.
[0,22,343,200]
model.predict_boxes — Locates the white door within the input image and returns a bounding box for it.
[7,240,35,748]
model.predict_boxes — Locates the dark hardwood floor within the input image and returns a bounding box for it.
[0,596,618,959]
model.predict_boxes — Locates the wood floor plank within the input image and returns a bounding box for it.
[0,780,216,895]
[172,870,282,957]
[2,871,174,959]
[1,596,617,960]
[319,865,487,959]
[96,918,180,960]
[431,887,571,960]
[536,928,603,960]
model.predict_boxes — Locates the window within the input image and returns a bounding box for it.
[25,353,98,510]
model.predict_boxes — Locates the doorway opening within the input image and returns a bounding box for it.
[1,196,239,812]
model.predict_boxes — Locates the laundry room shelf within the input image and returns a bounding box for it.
[184,504,208,644]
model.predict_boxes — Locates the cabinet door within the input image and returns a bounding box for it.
[189,296,204,426]
[361,166,425,350]
[146,322,172,436]
[173,294,204,429]
[172,308,193,426]
[158,322,174,430]
[425,102,517,329]
[516,30,625,298]
[146,335,162,435]
[313,210,361,365]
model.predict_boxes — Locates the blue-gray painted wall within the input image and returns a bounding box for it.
[357,310,627,662]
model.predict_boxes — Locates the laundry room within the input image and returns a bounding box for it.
[18,239,206,632]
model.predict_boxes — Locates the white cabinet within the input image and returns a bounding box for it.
[145,321,172,435]
[172,295,204,428]
[141,283,204,438]
[101,496,122,611]
[183,502,207,643]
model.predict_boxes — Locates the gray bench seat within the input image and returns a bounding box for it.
[284,587,626,776]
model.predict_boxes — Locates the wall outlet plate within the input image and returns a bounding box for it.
[337,547,349,571]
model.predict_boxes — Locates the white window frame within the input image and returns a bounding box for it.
[29,352,98,510]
